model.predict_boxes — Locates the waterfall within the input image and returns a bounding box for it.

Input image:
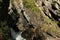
[11,28,26,40]
[9,0,27,40]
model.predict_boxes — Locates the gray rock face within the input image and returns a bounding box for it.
[36,0,60,22]
[9,0,36,40]
[8,0,60,40]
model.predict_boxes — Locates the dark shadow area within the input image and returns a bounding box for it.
[33,35,44,40]
[42,2,45,6]
[7,7,19,32]
[43,10,53,20]
[48,8,60,27]
[21,10,29,23]
[48,8,60,21]
[21,29,34,39]
[0,0,13,40]
[1,0,10,20]
[51,4,57,10]
[57,22,60,27]
[46,32,54,37]
[0,0,19,40]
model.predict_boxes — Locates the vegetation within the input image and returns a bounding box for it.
[10,0,14,5]
[0,0,12,40]
[0,0,60,40]
[0,20,11,40]
[23,0,40,13]
[23,0,60,37]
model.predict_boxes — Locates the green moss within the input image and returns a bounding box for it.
[23,0,40,13]
[41,16,60,37]
[10,0,14,4]
[23,0,60,37]
[0,0,2,2]
[0,21,11,40]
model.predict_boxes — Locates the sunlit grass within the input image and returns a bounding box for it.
[23,0,40,13]
[10,0,14,4]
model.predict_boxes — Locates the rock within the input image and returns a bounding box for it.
[52,2,59,10]
[8,0,60,40]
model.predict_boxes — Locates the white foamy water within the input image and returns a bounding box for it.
[11,28,26,40]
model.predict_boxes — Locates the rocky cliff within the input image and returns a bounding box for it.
[0,0,60,40]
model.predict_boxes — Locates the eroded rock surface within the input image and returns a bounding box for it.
[6,0,60,40]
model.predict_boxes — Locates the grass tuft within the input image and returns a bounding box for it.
[23,0,40,13]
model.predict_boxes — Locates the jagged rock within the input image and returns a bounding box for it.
[8,0,60,40]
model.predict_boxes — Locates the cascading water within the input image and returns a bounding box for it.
[9,0,27,40]
[11,28,26,40]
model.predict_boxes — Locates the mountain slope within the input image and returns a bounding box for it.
[0,0,60,40]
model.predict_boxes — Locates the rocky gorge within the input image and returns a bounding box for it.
[0,0,60,40]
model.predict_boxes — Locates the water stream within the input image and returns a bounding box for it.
[11,28,26,40]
